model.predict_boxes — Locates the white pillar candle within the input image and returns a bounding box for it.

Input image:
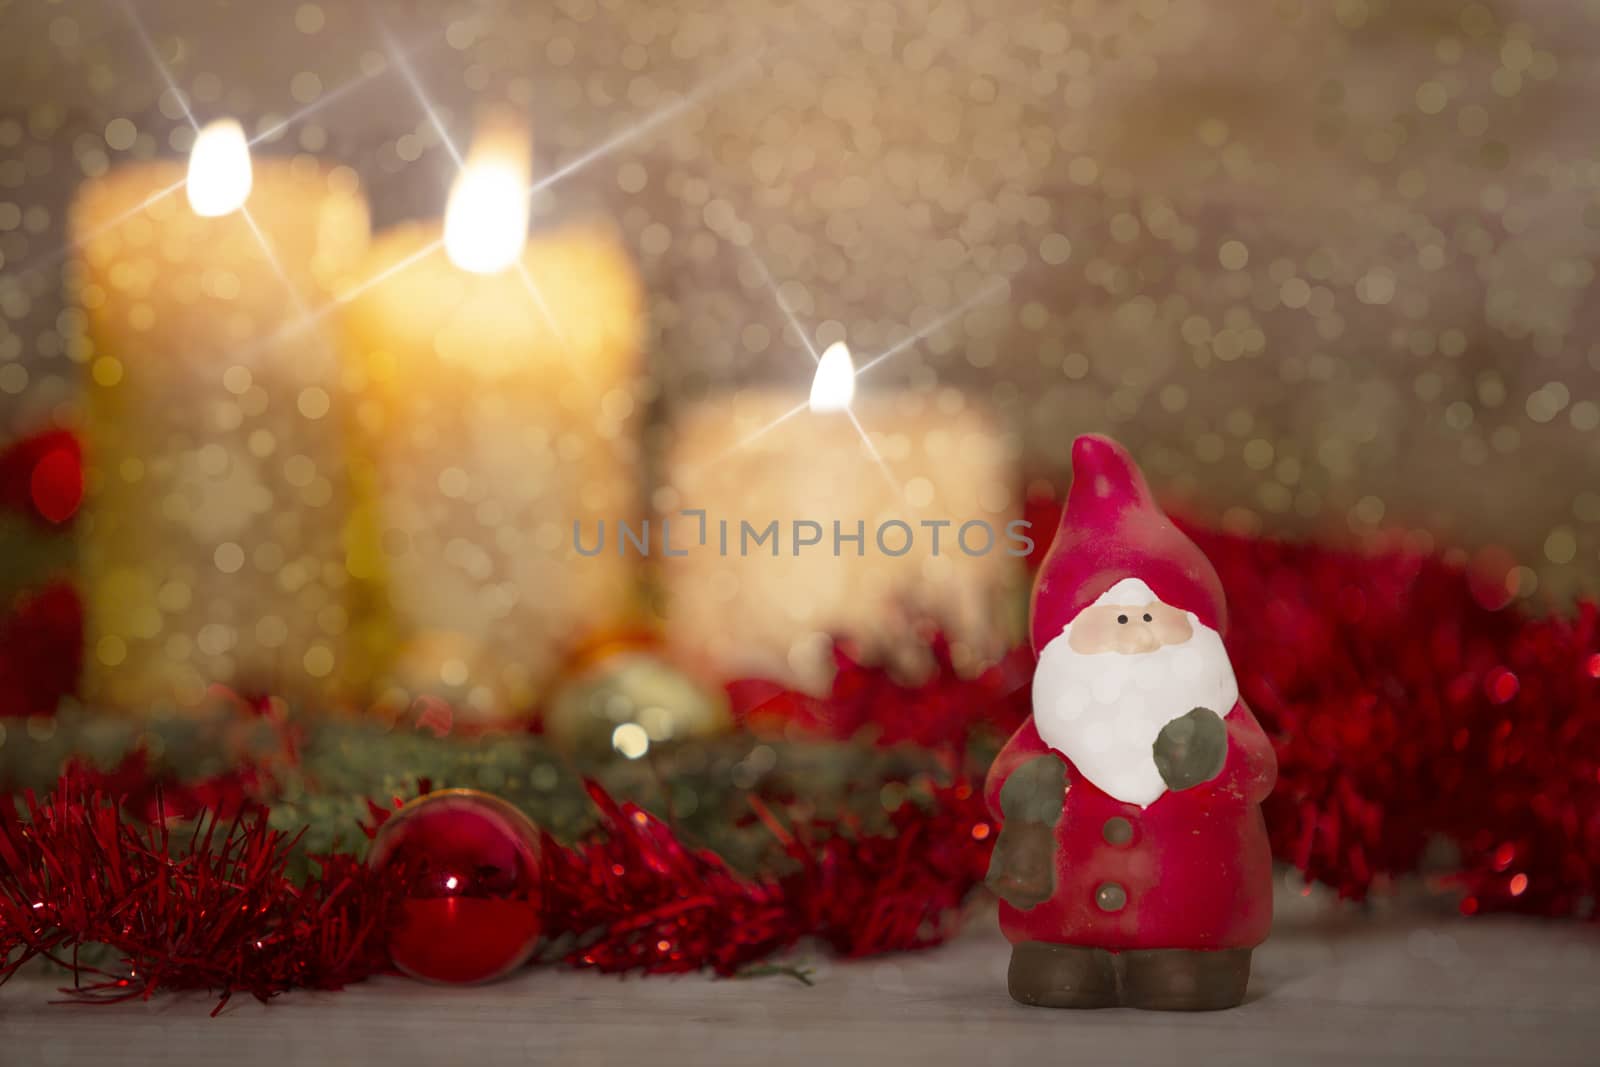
[72,120,370,711]
[342,120,644,720]
[658,344,1026,692]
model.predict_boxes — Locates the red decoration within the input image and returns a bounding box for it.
[367,789,544,984]
[0,771,396,1011]
[728,634,1032,750]
[0,770,996,1003]
[0,584,82,717]
[1194,527,1600,918]
[0,428,82,526]
[535,778,990,976]
[62,748,267,826]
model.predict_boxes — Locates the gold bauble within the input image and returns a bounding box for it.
[542,646,729,759]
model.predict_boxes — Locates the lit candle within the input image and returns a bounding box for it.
[659,343,1026,692]
[342,116,644,720]
[72,119,370,712]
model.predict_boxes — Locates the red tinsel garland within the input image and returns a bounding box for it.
[2,767,998,1003]
[729,636,1033,748]
[1191,525,1600,917]
[0,773,397,1010]
[531,779,990,975]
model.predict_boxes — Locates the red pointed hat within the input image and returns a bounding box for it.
[1030,434,1227,653]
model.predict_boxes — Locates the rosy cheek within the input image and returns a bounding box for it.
[1156,611,1193,645]
[1067,623,1104,654]
[1067,612,1117,653]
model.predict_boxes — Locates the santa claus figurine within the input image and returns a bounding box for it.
[985,434,1277,1011]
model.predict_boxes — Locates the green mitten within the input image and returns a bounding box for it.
[986,755,1065,909]
[1152,706,1228,790]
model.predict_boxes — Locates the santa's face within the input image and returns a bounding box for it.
[1032,577,1237,808]
[1066,599,1194,656]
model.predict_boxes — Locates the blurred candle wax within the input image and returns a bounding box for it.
[659,343,1026,693]
[72,119,370,711]
[342,115,644,720]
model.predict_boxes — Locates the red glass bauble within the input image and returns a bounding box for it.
[368,789,544,984]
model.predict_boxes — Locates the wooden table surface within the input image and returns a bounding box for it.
[3,904,1596,1066]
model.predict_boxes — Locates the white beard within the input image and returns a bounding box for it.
[1032,615,1239,807]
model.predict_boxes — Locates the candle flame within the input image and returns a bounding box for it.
[186,119,253,218]
[809,341,857,413]
[444,123,531,275]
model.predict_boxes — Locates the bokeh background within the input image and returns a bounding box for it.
[2,0,1597,602]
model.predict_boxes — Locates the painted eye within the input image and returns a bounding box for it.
[1143,613,1153,622]
[1117,614,1128,624]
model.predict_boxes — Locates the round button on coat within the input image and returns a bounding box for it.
[1101,816,1133,846]
[1094,881,1128,912]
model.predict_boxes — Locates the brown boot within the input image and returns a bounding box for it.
[1007,942,1119,1009]
[1120,948,1253,1011]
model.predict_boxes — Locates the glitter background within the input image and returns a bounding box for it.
[2,0,1597,604]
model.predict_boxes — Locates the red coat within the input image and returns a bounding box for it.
[985,700,1278,951]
